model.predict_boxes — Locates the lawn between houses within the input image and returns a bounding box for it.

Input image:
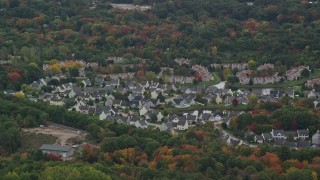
[229,70,320,89]
[178,72,221,87]
[163,104,251,114]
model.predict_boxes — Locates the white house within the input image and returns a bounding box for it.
[297,129,309,140]
[49,96,65,106]
[312,130,320,146]
[135,120,148,129]
[157,112,164,122]
[139,106,150,116]
[174,120,188,130]
[99,111,107,120]
[215,95,223,104]
[271,129,286,139]
[254,135,264,144]
[151,90,159,99]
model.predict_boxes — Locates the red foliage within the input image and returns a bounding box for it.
[82,144,96,154]
[232,98,239,106]
[194,74,202,82]
[295,162,304,169]
[194,130,206,142]
[80,18,100,22]
[47,153,63,161]
[181,144,202,152]
[7,71,22,83]
[291,120,298,131]
[244,20,257,32]
[259,152,283,173]
[248,123,257,132]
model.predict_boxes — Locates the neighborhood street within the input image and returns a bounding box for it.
[213,120,257,148]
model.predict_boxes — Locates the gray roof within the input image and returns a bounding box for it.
[274,139,285,146]
[229,139,240,146]
[284,141,297,148]
[173,98,183,105]
[297,140,311,148]
[262,133,273,140]
[186,115,197,121]
[201,113,211,120]
[255,135,264,141]
[272,129,285,136]
[284,131,298,137]
[39,144,73,152]
[297,129,309,136]
[139,120,148,126]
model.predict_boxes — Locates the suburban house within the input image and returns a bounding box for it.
[254,135,264,144]
[49,96,65,106]
[173,120,188,131]
[139,106,150,116]
[39,144,76,161]
[262,133,273,142]
[134,120,148,129]
[157,112,164,122]
[271,129,286,139]
[305,78,320,88]
[297,129,309,140]
[312,130,320,146]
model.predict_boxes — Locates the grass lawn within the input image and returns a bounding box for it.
[198,73,221,86]
[230,70,320,89]
[179,73,221,87]
[19,132,57,151]
[165,104,250,114]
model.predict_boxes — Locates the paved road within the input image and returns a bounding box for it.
[147,122,162,129]
[213,120,257,148]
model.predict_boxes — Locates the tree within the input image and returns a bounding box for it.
[232,98,239,107]
[286,168,313,180]
[14,92,25,99]
[249,78,253,85]
[69,67,79,77]
[112,64,122,74]
[211,46,218,56]
[223,68,232,81]
[301,68,310,78]
[248,60,257,70]
[145,71,157,82]
[248,94,258,108]
[7,72,22,84]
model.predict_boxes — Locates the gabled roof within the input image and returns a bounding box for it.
[138,120,148,126]
[297,129,309,136]
[172,98,183,105]
[255,135,264,141]
[274,139,285,146]
[40,144,73,152]
[284,131,298,137]
[297,140,311,148]
[272,129,285,136]
[201,113,211,120]
[186,115,197,121]
[284,141,297,148]
[262,133,273,140]
[175,120,187,126]
[229,139,240,146]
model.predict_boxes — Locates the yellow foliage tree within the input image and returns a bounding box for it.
[14,92,25,99]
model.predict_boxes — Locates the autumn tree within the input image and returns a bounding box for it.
[248,60,257,70]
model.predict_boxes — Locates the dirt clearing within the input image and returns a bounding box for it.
[22,125,87,145]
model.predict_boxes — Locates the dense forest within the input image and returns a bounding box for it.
[0,0,320,67]
[1,0,320,179]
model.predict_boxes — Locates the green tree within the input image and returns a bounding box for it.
[248,60,257,70]
[248,94,258,108]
